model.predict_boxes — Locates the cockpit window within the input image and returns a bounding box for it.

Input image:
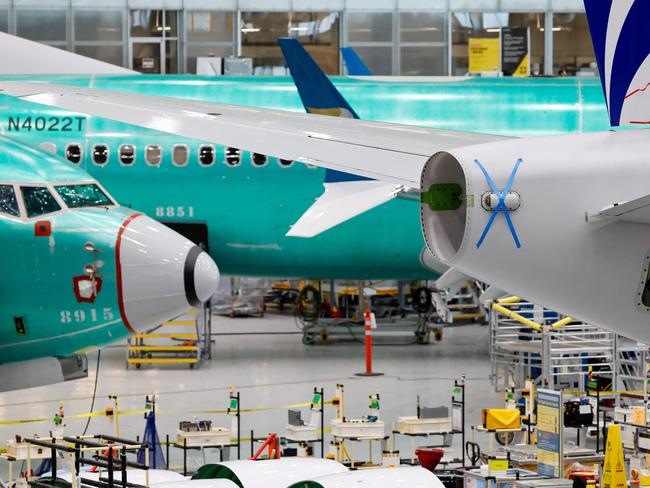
[55,184,113,209]
[21,186,61,218]
[0,185,19,217]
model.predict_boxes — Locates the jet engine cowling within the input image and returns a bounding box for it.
[420,129,650,344]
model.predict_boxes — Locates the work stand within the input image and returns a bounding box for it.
[170,391,241,475]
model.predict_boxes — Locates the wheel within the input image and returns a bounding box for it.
[189,363,195,370]
[135,363,141,370]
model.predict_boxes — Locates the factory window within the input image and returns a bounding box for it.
[451,12,545,76]
[131,10,177,37]
[553,13,597,75]
[173,144,189,166]
[278,159,293,168]
[0,185,19,217]
[75,45,124,67]
[16,9,67,42]
[55,184,113,209]
[241,12,340,75]
[0,10,8,33]
[198,145,216,166]
[251,153,267,167]
[92,144,109,166]
[399,12,449,75]
[20,186,61,218]
[75,10,123,42]
[65,144,82,165]
[119,144,136,165]
[225,147,241,167]
[187,11,234,42]
[145,145,162,166]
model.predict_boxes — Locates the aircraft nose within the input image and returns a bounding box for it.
[116,213,220,332]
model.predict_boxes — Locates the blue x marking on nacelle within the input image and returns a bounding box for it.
[474,158,523,249]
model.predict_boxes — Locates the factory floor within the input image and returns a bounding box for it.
[0,313,502,475]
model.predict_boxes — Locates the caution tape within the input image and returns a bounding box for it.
[0,401,334,426]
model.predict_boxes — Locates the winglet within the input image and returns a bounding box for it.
[584,0,650,126]
[341,47,373,76]
[279,38,360,119]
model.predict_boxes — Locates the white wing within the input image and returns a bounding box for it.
[599,194,650,224]
[0,82,507,188]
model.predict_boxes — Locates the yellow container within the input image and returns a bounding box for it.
[482,409,521,430]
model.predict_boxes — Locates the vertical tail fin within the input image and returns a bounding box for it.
[278,37,360,119]
[584,0,650,126]
[341,47,373,76]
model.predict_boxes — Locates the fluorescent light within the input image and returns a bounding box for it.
[241,28,260,33]
[539,27,562,31]
[486,28,501,32]
[289,26,309,32]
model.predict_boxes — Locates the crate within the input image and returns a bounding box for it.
[330,419,385,438]
[177,428,231,447]
[395,416,453,434]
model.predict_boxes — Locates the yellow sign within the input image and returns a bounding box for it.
[513,54,530,77]
[468,38,500,74]
[488,458,509,474]
[602,425,627,488]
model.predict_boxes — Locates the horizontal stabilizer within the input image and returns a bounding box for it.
[287,180,405,237]
[0,32,134,75]
[599,194,650,224]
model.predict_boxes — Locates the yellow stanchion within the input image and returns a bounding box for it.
[496,296,521,304]
[491,303,543,332]
[550,316,574,330]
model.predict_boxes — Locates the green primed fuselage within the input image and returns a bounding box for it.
[0,137,133,363]
[0,75,611,280]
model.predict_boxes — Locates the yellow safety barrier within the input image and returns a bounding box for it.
[491,303,543,332]
[129,346,199,352]
[128,358,198,364]
[131,333,197,339]
[492,302,574,332]
[0,400,334,426]
[497,296,521,304]
[550,316,574,330]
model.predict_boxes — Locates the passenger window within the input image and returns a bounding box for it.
[278,159,293,168]
[173,144,189,166]
[0,185,19,217]
[252,153,267,167]
[65,144,82,164]
[146,145,162,166]
[21,186,61,218]
[199,145,215,166]
[225,147,241,167]
[119,144,136,165]
[92,144,109,165]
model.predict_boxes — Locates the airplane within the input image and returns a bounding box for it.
[8,0,650,345]
[0,31,613,283]
[340,47,373,76]
[0,135,219,391]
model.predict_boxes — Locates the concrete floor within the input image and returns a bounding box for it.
[0,313,502,474]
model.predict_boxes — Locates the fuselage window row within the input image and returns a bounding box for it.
[62,142,296,169]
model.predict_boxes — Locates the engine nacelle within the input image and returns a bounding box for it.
[421,130,650,343]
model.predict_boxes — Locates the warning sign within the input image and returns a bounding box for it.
[468,38,500,74]
[602,424,627,488]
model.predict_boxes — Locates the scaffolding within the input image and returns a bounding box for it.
[127,304,212,369]
[489,299,615,392]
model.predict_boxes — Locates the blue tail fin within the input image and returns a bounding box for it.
[341,47,373,76]
[279,38,360,119]
[278,37,368,182]
[584,0,650,126]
